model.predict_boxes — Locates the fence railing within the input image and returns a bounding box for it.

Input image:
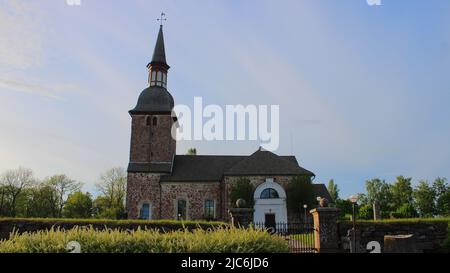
[253,222,317,253]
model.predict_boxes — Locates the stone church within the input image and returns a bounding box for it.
[125,25,331,224]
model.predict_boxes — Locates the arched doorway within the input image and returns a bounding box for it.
[253,178,288,225]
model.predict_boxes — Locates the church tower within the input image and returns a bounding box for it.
[126,23,176,219]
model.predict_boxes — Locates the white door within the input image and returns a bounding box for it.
[253,179,288,224]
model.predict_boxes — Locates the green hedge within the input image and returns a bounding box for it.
[0,217,225,226]
[0,217,227,240]
[338,217,450,225]
[0,226,289,253]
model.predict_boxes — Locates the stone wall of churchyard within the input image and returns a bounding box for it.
[160,182,221,220]
[338,221,448,253]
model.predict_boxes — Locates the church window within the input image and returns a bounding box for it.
[146,116,151,126]
[260,188,279,199]
[177,199,187,220]
[204,200,215,219]
[152,117,158,126]
[151,71,157,86]
[139,203,151,220]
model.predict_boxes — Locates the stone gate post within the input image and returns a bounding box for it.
[310,207,341,253]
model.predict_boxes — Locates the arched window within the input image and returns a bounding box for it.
[140,203,151,220]
[260,188,279,199]
[152,117,158,126]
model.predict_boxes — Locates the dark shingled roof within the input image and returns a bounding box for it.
[313,184,334,203]
[151,25,168,66]
[159,150,315,182]
[224,150,315,176]
[129,86,174,114]
[160,155,244,182]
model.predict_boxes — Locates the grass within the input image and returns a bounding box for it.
[291,233,315,248]
[0,226,289,253]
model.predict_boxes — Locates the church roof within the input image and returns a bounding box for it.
[157,150,315,182]
[313,184,334,203]
[129,86,174,114]
[223,150,315,176]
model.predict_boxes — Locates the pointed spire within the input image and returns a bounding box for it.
[151,25,168,66]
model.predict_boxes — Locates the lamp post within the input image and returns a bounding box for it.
[303,204,308,223]
[349,195,359,253]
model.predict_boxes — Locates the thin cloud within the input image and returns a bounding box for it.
[0,1,46,69]
[0,78,79,100]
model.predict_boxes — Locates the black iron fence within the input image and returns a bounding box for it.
[254,222,317,253]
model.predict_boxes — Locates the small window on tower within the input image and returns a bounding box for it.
[151,71,157,86]
[152,117,158,126]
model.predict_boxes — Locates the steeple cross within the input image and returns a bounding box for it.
[157,12,167,26]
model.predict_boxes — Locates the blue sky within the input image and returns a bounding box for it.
[0,0,449,198]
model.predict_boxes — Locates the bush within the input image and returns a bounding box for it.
[286,176,315,213]
[0,218,227,241]
[358,204,373,220]
[230,178,255,208]
[0,226,289,253]
[390,203,418,219]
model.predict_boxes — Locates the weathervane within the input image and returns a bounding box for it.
[157,12,167,26]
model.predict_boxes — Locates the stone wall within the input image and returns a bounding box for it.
[160,182,221,220]
[338,221,448,253]
[126,173,161,219]
[129,114,175,163]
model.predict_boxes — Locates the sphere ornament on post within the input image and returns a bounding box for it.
[236,198,247,208]
[228,198,254,228]
[319,198,329,208]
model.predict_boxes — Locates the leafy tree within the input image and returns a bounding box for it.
[413,180,436,217]
[391,176,413,210]
[45,174,82,218]
[63,191,93,218]
[92,195,123,219]
[437,191,450,217]
[95,168,127,219]
[187,148,197,155]
[366,178,393,216]
[335,199,354,219]
[358,204,373,220]
[391,203,418,219]
[286,176,315,217]
[327,179,339,202]
[0,185,8,216]
[0,167,35,217]
[433,177,450,216]
[357,193,369,206]
[20,183,59,218]
[229,177,254,208]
